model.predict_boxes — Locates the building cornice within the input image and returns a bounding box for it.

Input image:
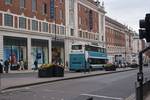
[78,0,106,14]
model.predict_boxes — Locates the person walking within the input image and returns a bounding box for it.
[20,60,24,70]
[4,59,9,73]
[0,59,3,73]
[34,60,38,70]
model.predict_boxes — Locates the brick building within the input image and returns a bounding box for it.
[0,0,105,70]
[105,16,126,64]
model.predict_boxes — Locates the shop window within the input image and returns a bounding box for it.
[19,17,26,29]
[32,20,38,31]
[4,14,13,27]
[42,22,48,32]
[5,0,12,5]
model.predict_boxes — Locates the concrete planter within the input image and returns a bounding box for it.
[38,67,53,77]
[38,64,64,77]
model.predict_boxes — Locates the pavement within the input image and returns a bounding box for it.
[0,67,136,93]
[145,93,150,100]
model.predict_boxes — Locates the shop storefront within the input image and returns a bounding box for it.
[31,39,49,68]
[3,36,27,70]
[52,40,65,66]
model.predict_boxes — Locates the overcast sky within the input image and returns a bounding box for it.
[101,0,150,32]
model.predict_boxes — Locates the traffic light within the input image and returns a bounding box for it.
[139,13,150,42]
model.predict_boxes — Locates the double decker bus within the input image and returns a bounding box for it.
[69,43,108,71]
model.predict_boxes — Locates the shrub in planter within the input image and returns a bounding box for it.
[104,64,116,71]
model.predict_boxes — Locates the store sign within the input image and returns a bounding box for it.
[50,0,55,19]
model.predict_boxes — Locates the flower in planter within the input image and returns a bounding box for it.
[104,63,113,67]
[40,64,54,69]
[40,64,65,69]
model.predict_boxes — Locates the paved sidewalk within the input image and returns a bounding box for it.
[145,93,150,100]
[0,68,135,92]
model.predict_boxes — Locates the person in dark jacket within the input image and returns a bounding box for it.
[34,60,38,70]
[4,59,9,73]
[0,59,3,73]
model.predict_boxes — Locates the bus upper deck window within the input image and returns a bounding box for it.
[72,45,82,50]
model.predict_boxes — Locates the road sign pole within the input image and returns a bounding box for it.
[137,46,150,100]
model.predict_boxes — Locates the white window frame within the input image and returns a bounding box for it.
[31,19,39,31]
[3,13,14,28]
[5,0,12,5]
[42,21,49,33]
[18,17,27,29]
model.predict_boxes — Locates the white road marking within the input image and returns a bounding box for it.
[81,94,123,100]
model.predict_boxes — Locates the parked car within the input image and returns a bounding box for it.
[129,63,139,68]
[104,63,116,71]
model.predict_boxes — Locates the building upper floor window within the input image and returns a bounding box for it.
[32,20,38,31]
[42,3,47,15]
[59,0,63,4]
[32,0,37,12]
[59,10,63,20]
[60,26,65,35]
[19,17,26,29]
[42,22,48,32]
[79,16,81,25]
[5,0,12,5]
[102,35,104,41]
[51,24,55,33]
[4,14,13,27]
[70,28,74,36]
[20,0,25,8]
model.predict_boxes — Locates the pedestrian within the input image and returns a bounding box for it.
[4,59,9,73]
[34,60,38,70]
[20,60,24,70]
[0,59,3,73]
[17,61,20,70]
[58,57,62,65]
